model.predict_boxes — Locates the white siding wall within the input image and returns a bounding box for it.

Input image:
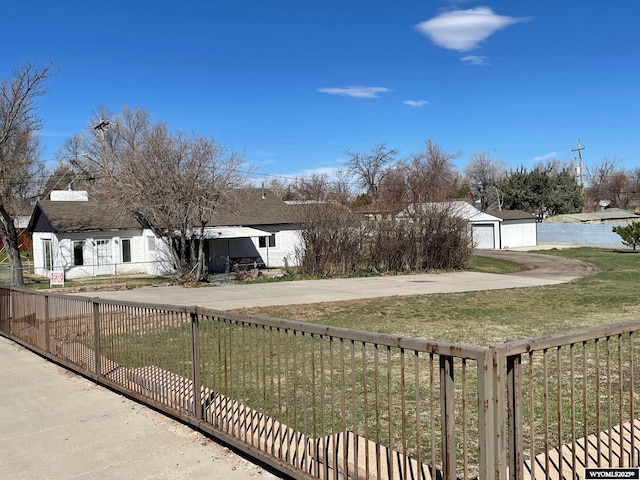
[251,227,301,268]
[32,227,296,279]
[500,220,537,248]
[32,229,176,279]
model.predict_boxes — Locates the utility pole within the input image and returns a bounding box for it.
[94,118,110,200]
[572,139,585,211]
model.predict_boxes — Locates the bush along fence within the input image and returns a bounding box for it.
[0,285,638,480]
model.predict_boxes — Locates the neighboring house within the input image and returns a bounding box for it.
[539,208,640,247]
[544,208,640,225]
[486,209,538,249]
[27,189,301,280]
[0,200,35,253]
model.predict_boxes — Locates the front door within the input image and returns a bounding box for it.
[95,239,113,275]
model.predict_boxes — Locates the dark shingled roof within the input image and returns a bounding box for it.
[208,189,296,226]
[28,189,296,233]
[486,209,537,221]
[28,201,140,233]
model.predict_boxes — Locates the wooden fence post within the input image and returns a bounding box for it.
[477,349,496,479]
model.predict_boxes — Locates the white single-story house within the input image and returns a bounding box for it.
[27,189,302,280]
[397,201,537,249]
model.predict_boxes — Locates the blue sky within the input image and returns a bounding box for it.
[2,1,639,185]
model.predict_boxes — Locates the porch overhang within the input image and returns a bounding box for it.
[203,226,271,239]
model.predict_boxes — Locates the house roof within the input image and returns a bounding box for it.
[399,201,501,223]
[28,200,140,233]
[209,189,296,226]
[544,209,639,224]
[27,189,297,234]
[486,209,537,221]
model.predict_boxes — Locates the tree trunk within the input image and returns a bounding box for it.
[195,224,206,281]
[0,206,24,287]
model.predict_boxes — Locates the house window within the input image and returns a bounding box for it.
[259,235,275,248]
[121,239,132,263]
[43,239,52,271]
[73,241,84,266]
[95,239,111,266]
[147,236,156,252]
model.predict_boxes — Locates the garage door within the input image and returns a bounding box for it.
[472,224,495,249]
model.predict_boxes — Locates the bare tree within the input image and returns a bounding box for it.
[287,173,332,202]
[586,157,637,210]
[59,106,248,281]
[112,123,247,280]
[463,150,506,211]
[0,62,55,286]
[346,144,398,200]
[376,164,408,213]
[264,177,289,200]
[404,139,460,204]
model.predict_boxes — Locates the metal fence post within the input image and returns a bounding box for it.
[44,295,50,353]
[440,354,456,479]
[9,288,15,336]
[191,308,202,421]
[92,300,102,376]
[506,352,523,479]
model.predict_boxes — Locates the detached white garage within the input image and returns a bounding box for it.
[487,209,538,249]
[439,202,501,250]
[397,202,538,250]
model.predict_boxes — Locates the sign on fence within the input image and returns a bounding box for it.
[49,271,64,287]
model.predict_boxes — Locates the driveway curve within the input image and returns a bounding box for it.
[77,250,597,310]
[475,249,599,281]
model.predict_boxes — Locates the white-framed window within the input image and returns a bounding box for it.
[95,239,111,266]
[259,234,276,248]
[121,238,132,263]
[43,239,53,271]
[147,236,156,252]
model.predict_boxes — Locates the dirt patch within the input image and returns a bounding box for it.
[48,283,129,294]
[475,250,599,281]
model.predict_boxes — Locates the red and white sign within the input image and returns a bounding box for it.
[49,271,65,287]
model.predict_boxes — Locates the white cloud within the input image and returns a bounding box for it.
[461,55,489,66]
[318,86,392,98]
[415,7,530,52]
[403,100,429,107]
[533,152,558,162]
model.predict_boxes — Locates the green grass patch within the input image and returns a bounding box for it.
[468,254,524,274]
[237,248,640,346]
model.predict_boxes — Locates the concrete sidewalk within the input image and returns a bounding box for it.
[74,270,567,311]
[0,337,282,480]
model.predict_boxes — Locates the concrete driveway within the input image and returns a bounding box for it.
[75,250,595,311]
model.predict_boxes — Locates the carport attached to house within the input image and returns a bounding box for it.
[204,226,272,272]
